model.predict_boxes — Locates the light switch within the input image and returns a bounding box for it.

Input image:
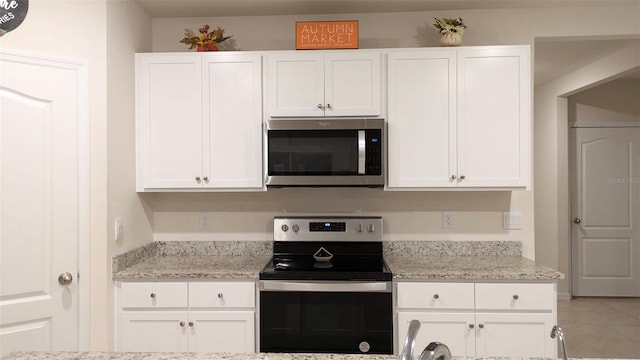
[503,211,522,230]
[115,218,123,241]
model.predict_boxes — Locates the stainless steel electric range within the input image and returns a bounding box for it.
[259,216,393,355]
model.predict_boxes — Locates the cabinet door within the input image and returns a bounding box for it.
[475,313,555,357]
[136,54,203,190]
[188,311,255,353]
[387,50,457,188]
[397,312,475,357]
[203,53,263,189]
[456,46,531,188]
[268,53,324,117]
[325,52,381,116]
[117,311,188,352]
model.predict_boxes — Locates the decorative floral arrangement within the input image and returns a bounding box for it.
[433,17,466,46]
[180,24,232,51]
[433,17,466,36]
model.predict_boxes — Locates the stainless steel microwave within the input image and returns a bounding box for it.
[265,118,385,187]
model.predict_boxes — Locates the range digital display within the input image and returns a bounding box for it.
[309,222,346,232]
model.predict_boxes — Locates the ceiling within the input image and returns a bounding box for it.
[134,0,638,18]
[134,0,640,86]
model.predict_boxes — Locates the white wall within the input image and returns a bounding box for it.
[1,0,155,350]
[146,4,640,267]
[151,5,640,51]
[569,77,640,123]
[534,44,640,297]
[106,0,153,350]
[0,0,110,350]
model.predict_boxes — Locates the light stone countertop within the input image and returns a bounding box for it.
[386,255,564,281]
[111,241,563,281]
[0,352,613,360]
[112,255,272,280]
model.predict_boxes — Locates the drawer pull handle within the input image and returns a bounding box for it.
[468,324,474,329]
[433,294,439,299]
[188,322,194,327]
[179,321,185,327]
[218,293,224,299]
[150,293,156,299]
[478,323,484,329]
[513,294,519,300]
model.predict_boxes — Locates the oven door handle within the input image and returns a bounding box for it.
[259,281,391,293]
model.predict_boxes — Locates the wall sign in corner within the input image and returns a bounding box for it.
[296,20,359,50]
[0,0,28,37]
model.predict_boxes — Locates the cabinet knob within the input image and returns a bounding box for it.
[218,293,224,299]
[203,176,209,182]
[179,321,185,327]
[433,294,439,299]
[326,103,332,109]
[150,292,156,299]
[459,175,466,180]
[195,176,201,182]
[573,218,582,224]
[450,174,457,180]
[317,104,325,110]
[468,324,475,329]
[513,294,519,300]
[188,322,194,327]
[478,323,484,329]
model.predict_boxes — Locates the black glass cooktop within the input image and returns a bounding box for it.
[259,241,392,281]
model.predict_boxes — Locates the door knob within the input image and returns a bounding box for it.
[58,272,73,286]
[573,218,582,224]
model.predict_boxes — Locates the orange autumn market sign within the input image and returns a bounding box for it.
[296,20,359,50]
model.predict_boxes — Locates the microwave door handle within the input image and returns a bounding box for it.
[358,130,366,175]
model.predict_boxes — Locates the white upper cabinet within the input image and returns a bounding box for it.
[136,54,203,190]
[387,49,457,188]
[267,51,382,117]
[456,47,530,188]
[136,53,264,191]
[387,46,531,189]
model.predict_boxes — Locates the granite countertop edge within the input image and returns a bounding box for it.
[0,351,614,360]
[112,254,563,282]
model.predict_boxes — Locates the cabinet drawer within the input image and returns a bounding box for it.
[397,282,474,309]
[189,282,255,308]
[475,283,554,311]
[119,282,188,308]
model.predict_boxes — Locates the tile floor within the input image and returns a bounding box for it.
[557,297,640,359]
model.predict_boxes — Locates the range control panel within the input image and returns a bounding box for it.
[273,216,383,242]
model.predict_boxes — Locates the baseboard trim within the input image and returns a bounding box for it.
[557,292,571,300]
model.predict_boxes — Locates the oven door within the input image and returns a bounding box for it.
[259,281,393,354]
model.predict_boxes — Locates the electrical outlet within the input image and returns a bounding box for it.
[503,211,522,230]
[442,211,455,229]
[199,213,212,231]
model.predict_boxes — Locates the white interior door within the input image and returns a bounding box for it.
[0,52,87,355]
[571,126,640,296]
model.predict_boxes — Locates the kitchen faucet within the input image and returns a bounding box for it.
[551,325,568,360]
[399,320,452,360]
[399,319,421,360]
[419,341,452,360]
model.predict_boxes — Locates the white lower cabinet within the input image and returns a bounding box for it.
[116,281,255,353]
[396,281,556,357]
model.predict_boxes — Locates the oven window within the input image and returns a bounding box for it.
[268,130,359,175]
[260,291,392,354]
